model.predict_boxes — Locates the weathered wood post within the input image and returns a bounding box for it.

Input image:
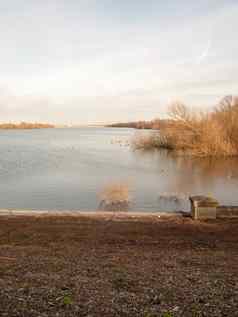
[189,196,219,220]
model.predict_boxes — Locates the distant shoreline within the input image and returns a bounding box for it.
[106,119,171,130]
[0,122,55,129]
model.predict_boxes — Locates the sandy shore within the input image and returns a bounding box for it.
[0,214,237,316]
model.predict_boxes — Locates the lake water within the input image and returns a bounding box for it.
[0,127,238,212]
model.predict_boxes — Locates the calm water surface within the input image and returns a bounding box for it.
[0,127,238,212]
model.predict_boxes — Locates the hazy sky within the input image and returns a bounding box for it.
[0,0,238,124]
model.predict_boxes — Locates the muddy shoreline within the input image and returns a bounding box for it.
[0,214,237,316]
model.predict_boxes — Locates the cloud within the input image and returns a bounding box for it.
[0,1,237,122]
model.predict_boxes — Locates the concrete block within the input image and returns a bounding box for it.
[190,196,219,220]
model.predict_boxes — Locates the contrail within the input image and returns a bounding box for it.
[196,39,212,64]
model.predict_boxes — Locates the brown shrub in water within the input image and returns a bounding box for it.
[133,96,238,157]
[100,183,129,203]
[99,183,130,211]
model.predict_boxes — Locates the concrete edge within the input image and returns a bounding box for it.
[0,209,187,218]
[217,215,238,219]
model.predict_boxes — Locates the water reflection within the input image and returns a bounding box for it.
[158,193,188,212]
[136,147,238,210]
[0,128,237,212]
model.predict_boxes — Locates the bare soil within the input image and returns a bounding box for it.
[0,214,237,316]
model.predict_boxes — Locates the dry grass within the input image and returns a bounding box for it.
[133,96,238,157]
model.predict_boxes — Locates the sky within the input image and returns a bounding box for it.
[0,0,238,124]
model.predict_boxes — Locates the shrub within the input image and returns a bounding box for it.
[132,132,174,151]
[133,96,238,157]
[100,183,129,202]
[99,183,130,211]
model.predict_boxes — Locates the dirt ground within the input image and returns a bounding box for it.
[0,214,237,317]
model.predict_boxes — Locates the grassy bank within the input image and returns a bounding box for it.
[0,215,237,316]
[133,96,238,157]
